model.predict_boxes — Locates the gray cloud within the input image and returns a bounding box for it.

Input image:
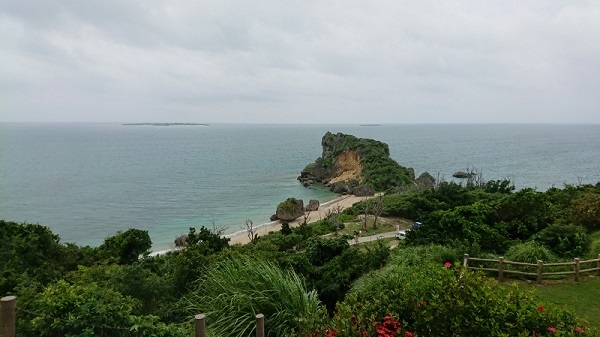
[1,1,599,123]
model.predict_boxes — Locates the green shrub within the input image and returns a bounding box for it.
[330,262,589,336]
[533,223,589,258]
[505,241,558,264]
[18,280,189,337]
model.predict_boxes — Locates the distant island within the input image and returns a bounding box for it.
[122,123,209,126]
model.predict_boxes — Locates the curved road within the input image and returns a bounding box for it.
[348,230,399,245]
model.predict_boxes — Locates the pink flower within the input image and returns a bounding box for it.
[537,306,544,312]
[547,326,556,333]
[405,332,415,337]
[575,326,585,334]
[444,262,452,268]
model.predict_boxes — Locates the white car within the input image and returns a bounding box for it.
[395,229,409,240]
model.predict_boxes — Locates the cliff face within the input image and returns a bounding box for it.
[298,132,415,195]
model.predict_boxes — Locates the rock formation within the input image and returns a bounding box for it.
[306,199,320,212]
[276,198,305,221]
[415,172,436,189]
[298,132,414,194]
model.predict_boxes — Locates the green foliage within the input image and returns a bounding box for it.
[533,223,590,258]
[98,228,152,264]
[570,191,600,231]
[309,240,391,312]
[280,222,293,235]
[504,241,558,264]
[409,202,509,253]
[0,221,95,294]
[18,280,190,337]
[496,188,554,241]
[333,262,588,336]
[311,218,346,235]
[185,226,230,253]
[586,231,600,259]
[386,244,463,268]
[277,198,302,214]
[67,262,174,316]
[185,256,326,337]
[484,179,516,194]
[305,237,350,267]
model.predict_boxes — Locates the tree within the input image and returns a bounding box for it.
[98,229,152,264]
[570,191,600,231]
[371,194,384,230]
[245,219,259,244]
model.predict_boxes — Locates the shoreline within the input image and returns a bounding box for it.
[149,194,366,256]
[227,194,365,245]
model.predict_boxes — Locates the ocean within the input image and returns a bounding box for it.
[1,123,599,252]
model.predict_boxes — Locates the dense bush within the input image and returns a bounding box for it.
[17,280,190,337]
[533,223,589,258]
[330,262,588,336]
[408,201,509,253]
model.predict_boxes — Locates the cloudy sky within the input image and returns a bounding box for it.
[1,1,599,124]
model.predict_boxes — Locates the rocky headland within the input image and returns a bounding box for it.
[298,132,435,195]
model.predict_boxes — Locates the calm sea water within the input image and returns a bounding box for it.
[1,123,599,251]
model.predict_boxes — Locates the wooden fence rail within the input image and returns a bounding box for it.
[463,254,600,285]
[0,296,265,337]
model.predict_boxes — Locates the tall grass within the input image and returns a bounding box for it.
[185,256,325,337]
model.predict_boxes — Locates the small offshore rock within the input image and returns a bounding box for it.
[453,171,474,179]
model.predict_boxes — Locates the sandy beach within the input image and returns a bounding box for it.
[227,195,366,245]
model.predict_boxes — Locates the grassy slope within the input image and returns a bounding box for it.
[530,277,600,329]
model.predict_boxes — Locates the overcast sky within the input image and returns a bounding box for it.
[1,1,599,124]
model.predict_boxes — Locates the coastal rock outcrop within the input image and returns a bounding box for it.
[415,172,436,189]
[298,132,414,194]
[306,199,320,212]
[174,234,188,247]
[276,198,305,221]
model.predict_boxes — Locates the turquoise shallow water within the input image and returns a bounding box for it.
[1,123,599,251]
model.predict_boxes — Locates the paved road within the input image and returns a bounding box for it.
[348,230,398,245]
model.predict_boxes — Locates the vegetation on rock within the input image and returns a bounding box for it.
[298,132,414,193]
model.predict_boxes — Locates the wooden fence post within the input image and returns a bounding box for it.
[195,314,206,337]
[498,257,505,283]
[463,254,469,267]
[537,260,543,285]
[1,296,16,337]
[574,258,580,283]
[256,314,265,337]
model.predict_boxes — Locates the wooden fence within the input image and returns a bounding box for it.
[463,254,600,285]
[0,296,265,337]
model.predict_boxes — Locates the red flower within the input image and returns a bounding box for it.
[444,262,452,268]
[417,300,427,307]
[547,326,557,333]
[537,305,544,312]
[405,332,415,337]
[575,326,585,334]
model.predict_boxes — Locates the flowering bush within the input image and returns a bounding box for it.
[310,314,414,337]
[328,259,591,337]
